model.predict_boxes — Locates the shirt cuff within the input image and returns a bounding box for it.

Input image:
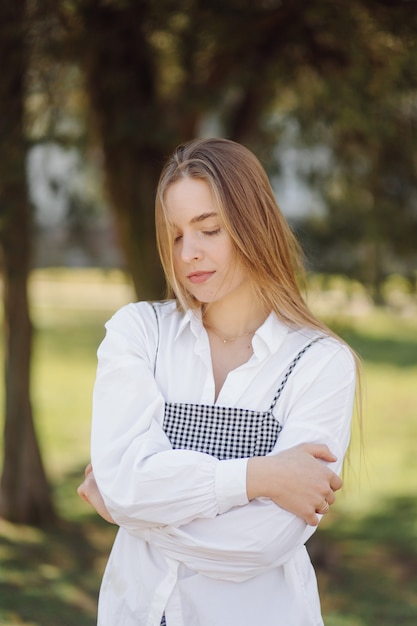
[215,458,249,514]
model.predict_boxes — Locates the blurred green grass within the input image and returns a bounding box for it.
[0,269,416,626]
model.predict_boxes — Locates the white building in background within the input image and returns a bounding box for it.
[27,142,124,268]
[200,114,328,221]
[272,119,329,220]
[26,131,326,269]
[28,143,78,228]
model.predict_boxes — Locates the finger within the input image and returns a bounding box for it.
[326,490,336,506]
[316,500,330,515]
[330,473,343,491]
[307,511,320,526]
[304,443,338,463]
[77,483,90,503]
[84,463,93,477]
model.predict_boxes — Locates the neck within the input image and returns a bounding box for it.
[202,293,268,340]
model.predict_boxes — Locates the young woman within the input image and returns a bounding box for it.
[78,138,357,626]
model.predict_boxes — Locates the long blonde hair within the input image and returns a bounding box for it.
[155,137,363,464]
[157,137,328,333]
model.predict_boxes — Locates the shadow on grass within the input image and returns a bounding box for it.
[1,473,417,626]
[324,323,417,368]
[309,495,417,626]
[0,468,117,626]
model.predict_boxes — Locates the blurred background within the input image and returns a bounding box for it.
[0,1,416,624]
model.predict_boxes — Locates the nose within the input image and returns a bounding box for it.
[180,234,202,262]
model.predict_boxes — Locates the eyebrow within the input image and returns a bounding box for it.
[189,211,218,224]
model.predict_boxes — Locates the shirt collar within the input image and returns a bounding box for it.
[252,312,290,357]
[173,307,203,342]
[174,307,289,355]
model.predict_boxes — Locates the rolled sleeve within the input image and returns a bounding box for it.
[91,303,250,531]
[146,337,357,580]
[215,458,249,513]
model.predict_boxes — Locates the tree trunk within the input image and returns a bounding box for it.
[0,0,56,526]
[99,143,167,300]
[79,1,170,300]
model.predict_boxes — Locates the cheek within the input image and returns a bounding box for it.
[172,250,186,280]
[218,241,238,268]
[213,237,233,264]
[225,256,247,284]
[172,252,181,272]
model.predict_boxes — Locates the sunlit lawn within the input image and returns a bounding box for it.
[0,269,416,625]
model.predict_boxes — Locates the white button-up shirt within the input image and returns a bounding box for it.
[91,300,356,626]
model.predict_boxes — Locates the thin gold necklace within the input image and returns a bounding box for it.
[205,325,256,344]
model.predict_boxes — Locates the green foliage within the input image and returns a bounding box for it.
[0,511,116,626]
[1,270,417,624]
[11,0,414,306]
[31,0,417,298]
[315,497,417,625]
[290,9,417,298]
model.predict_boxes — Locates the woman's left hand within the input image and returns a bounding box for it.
[77,463,116,524]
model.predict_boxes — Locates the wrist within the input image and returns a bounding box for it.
[246,455,276,500]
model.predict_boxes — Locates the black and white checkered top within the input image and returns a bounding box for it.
[162,337,321,460]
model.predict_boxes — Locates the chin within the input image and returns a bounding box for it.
[188,288,218,304]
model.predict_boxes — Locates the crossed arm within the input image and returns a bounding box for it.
[78,441,342,527]
[78,442,342,580]
[79,306,355,580]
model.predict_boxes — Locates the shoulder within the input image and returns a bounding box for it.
[98,300,184,362]
[287,327,357,380]
[106,299,176,326]
[317,334,356,371]
[104,299,187,340]
[308,333,357,389]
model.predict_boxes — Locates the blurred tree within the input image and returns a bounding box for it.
[51,0,370,298]
[1,0,415,526]
[288,3,417,302]
[0,1,55,525]
[45,0,416,300]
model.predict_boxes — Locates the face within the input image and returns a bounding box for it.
[164,177,250,305]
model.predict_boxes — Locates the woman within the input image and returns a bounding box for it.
[78,137,357,626]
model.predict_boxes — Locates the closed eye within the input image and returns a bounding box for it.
[203,228,221,236]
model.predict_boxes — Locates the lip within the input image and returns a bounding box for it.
[187,271,215,284]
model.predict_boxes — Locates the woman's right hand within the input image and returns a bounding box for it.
[246,443,342,526]
[77,463,116,524]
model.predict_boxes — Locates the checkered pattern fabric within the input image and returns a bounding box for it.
[160,338,320,625]
[164,402,280,460]
[163,338,321,460]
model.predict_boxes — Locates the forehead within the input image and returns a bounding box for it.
[164,177,219,222]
